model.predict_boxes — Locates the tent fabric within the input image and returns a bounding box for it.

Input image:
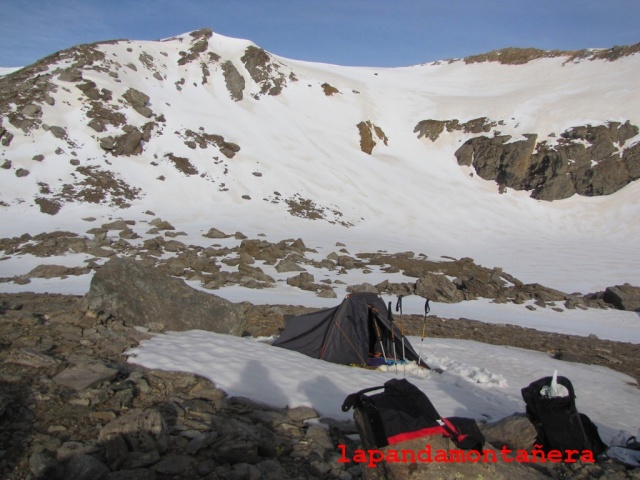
[272,292,428,368]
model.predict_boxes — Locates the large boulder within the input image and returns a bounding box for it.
[98,408,168,470]
[415,273,464,303]
[479,413,538,451]
[83,257,247,334]
[603,284,640,311]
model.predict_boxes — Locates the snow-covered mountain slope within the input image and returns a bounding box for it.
[0,29,639,293]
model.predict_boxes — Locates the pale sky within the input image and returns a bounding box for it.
[0,0,638,68]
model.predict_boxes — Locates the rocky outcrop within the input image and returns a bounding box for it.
[456,134,538,193]
[164,153,198,175]
[240,46,289,96]
[450,121,640,200]
[461,43,640,65]
[0,124,14,146]
[181,129,241,158]
[415,117,640,200]
[82,257,248,334]
[176,28,213,66]
[222,60,245,101]
[29,166,142,212]
[527,122,640,199]
[414,117,496,141]
[357,121,388,155]
[100,128,144,156]
[1,228,624,311]
[322,83,340,96]
[122,88,153,118]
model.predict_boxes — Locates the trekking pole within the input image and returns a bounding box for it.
[400,318,406,377]
[416,298,430,376]
[388,302,398,374]
[396,295,403,315]
[396,295,406,362]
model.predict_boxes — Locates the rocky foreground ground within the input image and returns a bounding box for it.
[1,291,639,480]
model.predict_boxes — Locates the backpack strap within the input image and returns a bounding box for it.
[439,417,484,451]
[342,385,384,412]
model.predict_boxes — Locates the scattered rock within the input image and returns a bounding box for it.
[275,258,306,273]
[49,126,67,139]
[203,227,230,239]
[53,360,119,391]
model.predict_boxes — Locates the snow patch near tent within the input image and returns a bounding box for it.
[127,330,640,445]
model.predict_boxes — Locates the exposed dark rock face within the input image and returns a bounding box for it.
[76,80,111,102]
[414,117,496,141]
[240,46,289,96]
[322,83,340,96]
[29,166,141,213]
[82,257,248,335]
[164,153,198,176]
[357,121,388,155]
[222,60,245,101]
[122,88,153,118]
[0,124,13,146]
[417,117,639,200]
[455,134,539,194]
[34,197,63,215]
[461,43,640,65]
[177,28,213,66]
[181,129,240,158]
[100,128,144,156]
[86,103,127,130]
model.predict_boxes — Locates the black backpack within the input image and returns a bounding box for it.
[521,375,606,457]
[342,378,484,450]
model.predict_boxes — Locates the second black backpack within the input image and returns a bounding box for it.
[521,375,606,457]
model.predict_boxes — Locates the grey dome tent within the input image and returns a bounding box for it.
[272,292,430,369]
